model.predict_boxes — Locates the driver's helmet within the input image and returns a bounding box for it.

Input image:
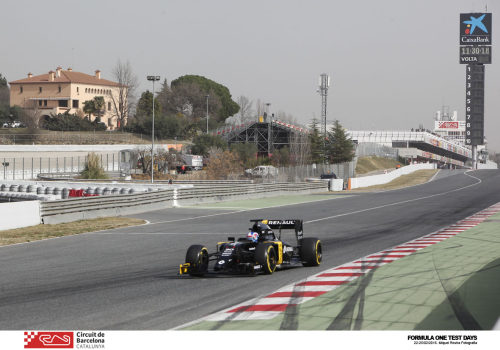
[246,231,259,243]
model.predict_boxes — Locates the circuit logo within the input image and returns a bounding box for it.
[24,332,74,348]
[463,14,488,35]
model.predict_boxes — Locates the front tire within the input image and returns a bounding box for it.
[185,245,209,277]
[254,244,277,274]
[300,238,322,267]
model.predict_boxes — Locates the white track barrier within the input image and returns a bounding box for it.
[0,200,41,230]
[348,163,437,189]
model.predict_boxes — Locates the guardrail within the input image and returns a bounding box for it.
[40,182,328,224]
[36,175,254,184]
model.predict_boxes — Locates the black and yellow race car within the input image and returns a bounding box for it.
[179,219,322,276]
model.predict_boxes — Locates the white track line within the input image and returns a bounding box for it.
[306,171,481,224]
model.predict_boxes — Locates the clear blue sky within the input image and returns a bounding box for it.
[2,0,498,150]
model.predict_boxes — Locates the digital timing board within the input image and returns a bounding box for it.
[460,13,492,146]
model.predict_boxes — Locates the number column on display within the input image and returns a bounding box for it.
[465,64,485,146]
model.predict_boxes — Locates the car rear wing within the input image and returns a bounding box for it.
[253,219,304,246]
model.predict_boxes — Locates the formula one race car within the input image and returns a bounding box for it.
[179,219,322,276]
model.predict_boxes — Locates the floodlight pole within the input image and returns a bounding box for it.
[147,75,160,183]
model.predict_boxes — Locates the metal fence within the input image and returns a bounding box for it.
[355,142,399,159]
[0,153,119,180]
[250,162,356,184]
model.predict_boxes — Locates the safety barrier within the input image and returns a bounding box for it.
[348,163,437,189]
[40,182,328,224]
[1,200,41,230]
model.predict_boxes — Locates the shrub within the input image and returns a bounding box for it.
[80,152,109,179]
[45,111,107,131]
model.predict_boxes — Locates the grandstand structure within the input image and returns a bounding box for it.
[212,116,476,168]
[214,117,310,157]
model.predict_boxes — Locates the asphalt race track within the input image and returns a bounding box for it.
[1,169,499,330]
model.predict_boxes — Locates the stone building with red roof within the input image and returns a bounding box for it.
[9,66,126,129]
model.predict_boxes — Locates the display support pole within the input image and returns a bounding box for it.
[472,145,477,170]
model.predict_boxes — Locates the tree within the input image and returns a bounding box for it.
[231,142,258,168]
[0,73,9,119]
[109,58,139,127]
[289,131,311,166]
[191,134,228,157]
[83,100,96,119]
[232,95,254,124]
[93,96,105,123]
[171,75,239,122]
[271,146,290,167]
[159,82,221,120]
[206,147,243,180]
[19,100,43,131]
[309,118,325,164]
[255,98,265,117]
[136,90,162,118]
[325,120,355,164]
[0,73,7,88]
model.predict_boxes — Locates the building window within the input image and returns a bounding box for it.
[108,118,112,126]
[39,87,42,93]
[108,102,111,110]
[38,100,42,106]
[20,86,23,93]
[73,100,79,108]
[58,100,68,108]
[77,87,79,93]
[58,86,61,93]
[44,100,47,106]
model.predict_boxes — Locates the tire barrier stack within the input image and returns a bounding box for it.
[0,182,157,201]
[0,180,328,225]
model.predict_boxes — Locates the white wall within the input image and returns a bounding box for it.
[349,163,436,189]
[0,200,41,230]
[477,162,498,169]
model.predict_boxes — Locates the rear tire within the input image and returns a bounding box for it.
[300,238,322,267]
[185,245,209,277]
[254,244,277,274]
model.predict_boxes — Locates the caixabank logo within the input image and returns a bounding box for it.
[24,332,73,348]
[460,13,492,44]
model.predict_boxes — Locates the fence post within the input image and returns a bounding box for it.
[48,157,50,174]
[57,157,59,174]
[107,154,109,171]
[22,158,24,180]
[3,158,5,180]
[113,153,115,171]
[13,158,15,180]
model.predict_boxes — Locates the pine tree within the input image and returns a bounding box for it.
[325,120,355,164]
[309,118,325,164]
